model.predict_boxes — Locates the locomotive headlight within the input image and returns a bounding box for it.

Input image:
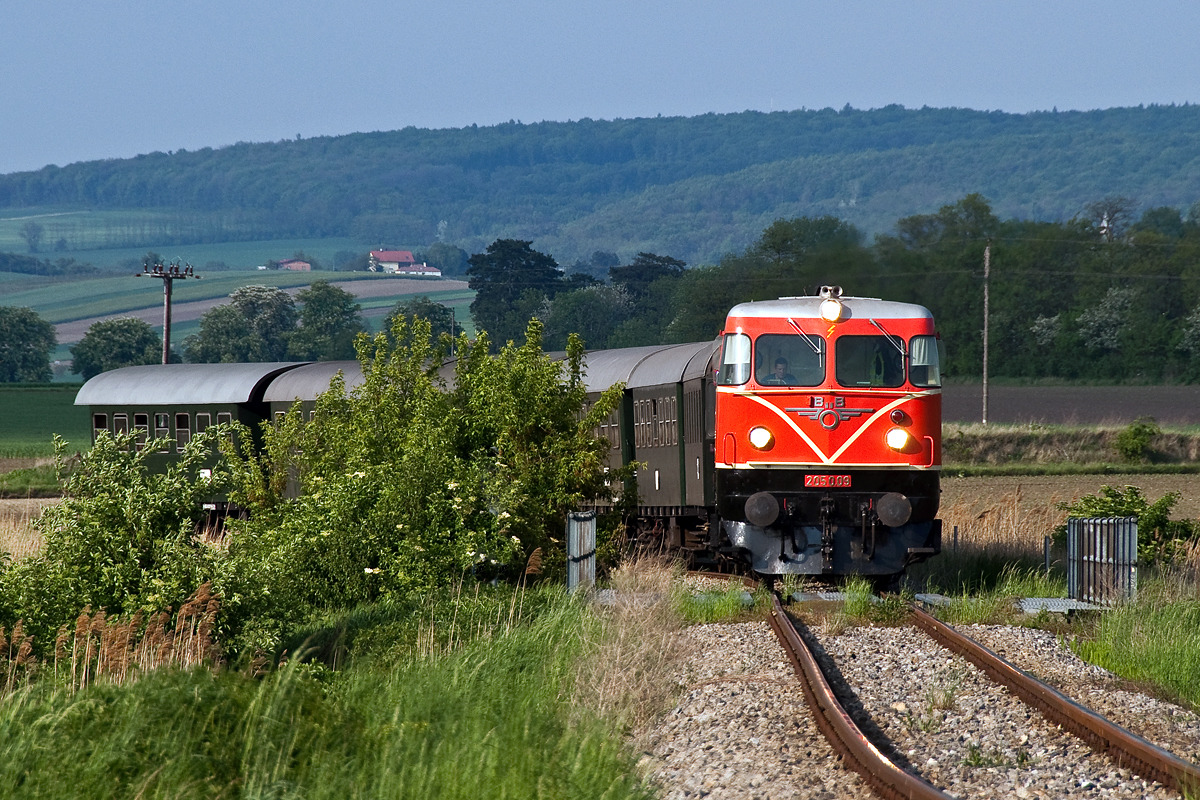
[748,426,774,450]
[885,426,912,451]
[819,297,843,323]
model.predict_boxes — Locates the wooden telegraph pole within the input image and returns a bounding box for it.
[137,259,198,364]
[982,240,991,425]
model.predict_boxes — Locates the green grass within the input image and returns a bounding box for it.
[672,579,757,623]
[0,385,90,457]
[931,565,1067,626]
[0,588,653,800]
[1072,578,1200,708]
[0,465,61,498]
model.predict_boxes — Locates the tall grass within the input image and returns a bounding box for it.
[909,487,1061,593]
[0,499,49,560]
[1073,570,1200,707]
[0,585,657,799]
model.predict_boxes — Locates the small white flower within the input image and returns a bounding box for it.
[353,471,366,478]
[498,511,511,520]
[363,567,377,574]
[510,535,520,544]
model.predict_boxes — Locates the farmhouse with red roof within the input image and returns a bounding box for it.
[368,250,442,277]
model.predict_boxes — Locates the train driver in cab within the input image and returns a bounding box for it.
[761,357,798,385]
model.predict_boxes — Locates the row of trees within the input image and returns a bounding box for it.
[9,192,1200,383]
[461,195,1200,382]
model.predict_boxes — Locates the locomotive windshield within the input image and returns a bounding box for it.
[754,334,824,386]
[909,335,942,387]
[715,333,751,385]
[835,335,906,387]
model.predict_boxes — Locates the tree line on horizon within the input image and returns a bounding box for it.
[3,104,1200,264]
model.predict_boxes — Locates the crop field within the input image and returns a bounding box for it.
[943,384,1200,427]
[0,209,405,269]
[4,270,470,348]
[0,385,90,460]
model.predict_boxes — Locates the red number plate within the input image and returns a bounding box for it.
[805,474,851,488]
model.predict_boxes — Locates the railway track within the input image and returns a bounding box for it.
[763,591,1200,799]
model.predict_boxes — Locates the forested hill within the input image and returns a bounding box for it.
[3,104,1200,263]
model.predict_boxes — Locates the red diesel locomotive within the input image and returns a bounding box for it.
[712,286,942,581]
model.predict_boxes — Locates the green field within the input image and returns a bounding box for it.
[3,270,463,325]
[0,385,89,457]
[0,210,432,270]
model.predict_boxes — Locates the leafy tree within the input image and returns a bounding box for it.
[569,250,620,281]
[71,317,163,379]
[1132,206,1185,239]
[544,285,632,350]
[288,280,365,360]
[183,285,297,363]
[384,295,460,344]
[216,318,622,648]
[422,242,470,276]
[0,306,55,382]
[467,240,564,348]
[18,221,44,253]
[608,252,686,299]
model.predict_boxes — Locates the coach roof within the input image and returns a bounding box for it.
[75,363,309,406]
[263,361,363,402]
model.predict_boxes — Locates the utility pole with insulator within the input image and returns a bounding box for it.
[137,259,199,364]
[982,240,991,425]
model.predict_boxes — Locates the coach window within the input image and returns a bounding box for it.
[909,336,942,387]
[113,414,128,435]
[175,413,191,451]
[133,413,149,450]
[715,333,751,386]
[195,413,211,433]
[835,336,905,388]
[216,412,232,425]
[154,414,170,451]
[754,334,824,387]
[92,414,108,443]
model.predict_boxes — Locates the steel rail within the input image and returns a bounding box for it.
[765,593,953,800]
[909,603,1200,796]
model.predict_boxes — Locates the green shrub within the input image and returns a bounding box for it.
[216,316,624,652]
[0,430,229,647]
[1114,416,1160,462]
[1054,484,1200,564]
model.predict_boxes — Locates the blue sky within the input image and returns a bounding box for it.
[2,0,1197,175]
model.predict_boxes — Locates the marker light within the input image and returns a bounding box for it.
[885,427,912,451]
[748,426,775,450]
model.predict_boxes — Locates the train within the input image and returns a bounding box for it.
[75,286,942,584]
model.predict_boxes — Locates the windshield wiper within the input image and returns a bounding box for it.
[787,318,824,355]
[869,318,907,356]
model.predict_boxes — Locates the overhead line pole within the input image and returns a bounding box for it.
[982,240,991,425]
[137,260,199,364]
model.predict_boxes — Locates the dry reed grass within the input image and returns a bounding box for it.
[938,484,1066,561]
[0,583,223,697]
[0,498,55,561]
[574,557,692,739]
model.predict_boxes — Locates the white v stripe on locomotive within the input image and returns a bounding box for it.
[740,392,833,464]
[733,390,938,465]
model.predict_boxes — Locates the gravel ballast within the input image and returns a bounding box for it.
[640,612,1199,799]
